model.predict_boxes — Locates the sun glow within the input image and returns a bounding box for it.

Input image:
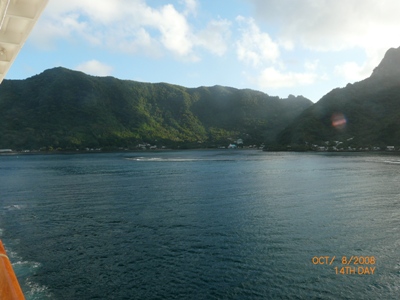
[331,113,347,129]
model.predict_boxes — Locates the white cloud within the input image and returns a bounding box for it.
[278,39,294,51]
[254,67,317,89]
[233,15,320,92]
[108,27,162,57]
[42,0,195,58]
[32,0,230,62]
[236,16,280,67]
[157,4,193,57]
[182,0,198,16]
[196,19,231,56]
[304,60,319,72]
[334,62,370,82]
[75,60,113,76]
[248,0,400,50]
[247,0,400,76]
[44,0,126,24]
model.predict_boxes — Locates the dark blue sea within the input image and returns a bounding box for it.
[0,150,399,299]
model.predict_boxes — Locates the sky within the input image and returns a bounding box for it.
[7,0,400,102]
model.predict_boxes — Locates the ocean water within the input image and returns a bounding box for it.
[0,150,399,299]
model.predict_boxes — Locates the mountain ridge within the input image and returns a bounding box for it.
[276,46,400,150]
[0,67,312,150]
[4,45,399,153]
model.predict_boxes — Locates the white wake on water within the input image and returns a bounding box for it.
[126,157,204,162]
[9,249,54,300]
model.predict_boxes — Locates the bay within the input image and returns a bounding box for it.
[0,150,399,299]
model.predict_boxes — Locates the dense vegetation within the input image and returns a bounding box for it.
[276,47,400,150]
[0,67,312,150]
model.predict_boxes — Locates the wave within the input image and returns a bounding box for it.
[125,157,232,162]
[4,204,27,210]
[384,160,400,165]
[1,205,52,299]
[126,157,201,162]
[4,245,53,300]
[24,281,53,300]
[363,158,400,165]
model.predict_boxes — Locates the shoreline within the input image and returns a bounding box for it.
[1,148,400,156]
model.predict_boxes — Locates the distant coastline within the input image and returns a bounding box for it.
[2,147,400,156]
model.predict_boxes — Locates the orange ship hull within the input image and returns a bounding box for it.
[0,240,25,300]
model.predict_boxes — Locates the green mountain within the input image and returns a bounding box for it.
[0,67,312,150]
[276,46,400,150]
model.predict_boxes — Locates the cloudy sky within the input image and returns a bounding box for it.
[7,0,400,102]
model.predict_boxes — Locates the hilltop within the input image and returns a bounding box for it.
[275,46,400,151]
[0,67,312,150]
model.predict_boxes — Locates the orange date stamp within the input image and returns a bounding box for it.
[312,256,376,275]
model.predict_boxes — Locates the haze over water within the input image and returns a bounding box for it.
[0,150,399,299]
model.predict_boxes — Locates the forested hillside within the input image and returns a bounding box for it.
[0,67,312,150]
[276,47,400,150]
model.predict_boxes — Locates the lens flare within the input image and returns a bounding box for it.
[331,113,346,129]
